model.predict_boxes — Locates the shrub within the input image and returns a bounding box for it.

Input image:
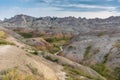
[64,65,94,80]
[91,63,106,75]
[47,44,60,54]
[40,51,46,56]
[0,68,37,80]
[84,45,92,59]
[113,43,120,48]
[45,38,55,43]
[0,39,14,45]
[68,45,76,50]
[44,55,58,62]
[102,53,109,64]
[97,32,105,37]
[18,32,33,38]
[0,31,6,38]
[30,51,38,55]
[93,48,100,54]
[45,37,71,43]
[114,67,120,80]
[91,63,113,80]
[27,48,38,55]
[27,64,38,75]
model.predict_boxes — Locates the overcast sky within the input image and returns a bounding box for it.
[1,0,120,20]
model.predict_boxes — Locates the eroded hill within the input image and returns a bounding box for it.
[0,27,107,80]
[0,14,120,80]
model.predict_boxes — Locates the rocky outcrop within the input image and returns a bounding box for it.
[25,37,52,50]
[63,35,120,68]
[2,14,120,35]
[1,14,120,80]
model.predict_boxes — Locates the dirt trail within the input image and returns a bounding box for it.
[55,46,63,55]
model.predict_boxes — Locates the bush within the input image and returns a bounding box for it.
[0,68,37,80]
[44,55,58,62]
[0,39,14,45]
[113,43,120,48]
[84,45,92,59]
[114,67,120,80]
[30,51,38,55]
[68,45,76,50]
[93,48,100,54]
[102,53,109,64]
[45,37,71,43]
[45,38,55,43]
[18,32,33,38]
[91,63,106,75]
[64,65,94,80]
[48,45,60,54]
[97,32,105,37]
[91,63,113,80]
[27,64,38,75]
[0,31,6,38]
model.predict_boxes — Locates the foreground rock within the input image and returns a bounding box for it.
[0,45,65,80]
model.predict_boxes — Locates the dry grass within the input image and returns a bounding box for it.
[0,39,14,45]
[0,31,6,38]
[113,43,120,48]
[0,68,39,80]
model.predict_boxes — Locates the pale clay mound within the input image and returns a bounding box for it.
[0,45,66,80]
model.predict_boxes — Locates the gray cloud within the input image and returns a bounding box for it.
[31,0,119,12]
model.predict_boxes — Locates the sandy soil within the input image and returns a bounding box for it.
[0,45,66,80]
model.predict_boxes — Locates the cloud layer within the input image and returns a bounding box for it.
[0,0,120,19]
[34,0,120,11]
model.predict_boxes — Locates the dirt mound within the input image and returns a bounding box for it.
[0,45,65,80]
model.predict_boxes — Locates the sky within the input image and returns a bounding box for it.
[0,0,120,19]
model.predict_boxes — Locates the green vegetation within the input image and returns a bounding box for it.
[91,63,114,80]
[64,65,83,80]
[26,53,33,57]
[68,45,76,50]
[92,63,120,80]
[97,32,105,37]
[40,51,46,56]
[45,37,71,54]
[17,32,33,38]
[63,65,94,80]
[91,63,107,76]
[0,39,14,45]
[40,52,59,62]
[114,67,120,80]
[30,50,38,55]
[84,45,92,59]
[48,44,60,54]
[14,30,44,38]
[102,53,109,64]
[0,68,38,80]
[27,64,38,75]
[45,37,70,43]
[16,30,72,54]
[113,43,120,48]
[0,31,6,38]
[44,55,58,63]
[23,46,39,55]
[93,48,100,54]
[45,38,56,43]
